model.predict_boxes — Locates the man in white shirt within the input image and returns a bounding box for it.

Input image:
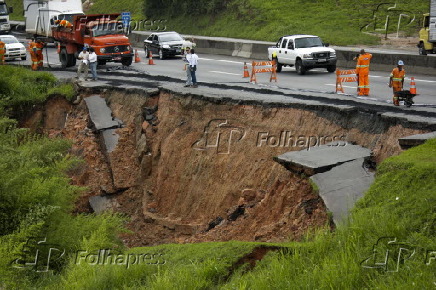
[88,47,98,81]
[183,47,192,87]
[77,47,89,80]
[188,49,198,88]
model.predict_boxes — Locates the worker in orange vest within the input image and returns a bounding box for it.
[389,60,406,106]
[0,40,5,65]
[355,49,372,96]
[60,19,73,28]
[29,38,39,70]
[35,39,44,69]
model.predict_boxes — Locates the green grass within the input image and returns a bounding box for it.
[55,241,288,289]
[0,66,76,117]
[0,66,124,289]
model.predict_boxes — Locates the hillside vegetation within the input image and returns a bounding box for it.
[0,66,125,289]
[8,0,429,45]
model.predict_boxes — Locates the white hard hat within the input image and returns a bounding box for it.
[398,60,404,65]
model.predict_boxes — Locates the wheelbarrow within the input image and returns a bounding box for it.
[396,90,416,107]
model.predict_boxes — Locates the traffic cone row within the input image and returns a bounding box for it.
[410,77,417,95]
[134,49,141,63]
[148,51,155,65]
[243,62,250,78]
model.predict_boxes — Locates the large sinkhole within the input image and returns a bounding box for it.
[22,87,430,247]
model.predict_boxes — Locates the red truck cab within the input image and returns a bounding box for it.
[52,14,133,67]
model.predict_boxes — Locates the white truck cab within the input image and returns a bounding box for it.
[0,0,12,34]
[24,0,83,39]
[268,34,337,75]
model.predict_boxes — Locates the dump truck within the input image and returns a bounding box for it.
[418,0,436,55]
[0,0,13,34]
[52,13,134,67]
[24,0,84,39]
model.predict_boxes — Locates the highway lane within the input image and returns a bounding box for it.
[6,41,436,107]
[128,49,436,106]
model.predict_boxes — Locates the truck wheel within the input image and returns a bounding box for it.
[97,59,107,66]
[60,48,68,68]
[327,65,336,73]
[419,47,427,55]
[67,54,76,67]
[121,57,133,66]
[295,59,306,75]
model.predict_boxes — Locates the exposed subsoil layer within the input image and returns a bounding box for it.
[23,88,430,247]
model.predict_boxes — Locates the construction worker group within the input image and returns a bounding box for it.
[355,49,407,105]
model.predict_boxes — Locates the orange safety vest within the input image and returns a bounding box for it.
[390,67,405,82]
[60,20,73,28]
[356,53,372,75]
[35,42,44,51]
[0,41,5,53]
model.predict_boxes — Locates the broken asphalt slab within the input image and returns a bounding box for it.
[310,158,375,225]
[274,142,372,176]
[399,131,436,149]
[84,95,122,131]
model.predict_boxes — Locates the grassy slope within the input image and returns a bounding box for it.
[0,66,124,289]
[87,0,429,45]
[8,0,428,45]
[44,138,436,289]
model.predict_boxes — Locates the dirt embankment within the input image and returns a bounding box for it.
[22,89,428,247]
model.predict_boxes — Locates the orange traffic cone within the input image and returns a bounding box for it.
[148,51,155,65]
[243,62,250,78]
[409,77,417,95]
[134,49,141,63]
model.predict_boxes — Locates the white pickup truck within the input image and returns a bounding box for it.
[268,35,337,75]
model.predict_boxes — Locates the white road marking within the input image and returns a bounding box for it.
[325,84,356,88]
[217,59,244,64]
[412,79,436,83]
[200,57,243,65]
[210,71,241,76]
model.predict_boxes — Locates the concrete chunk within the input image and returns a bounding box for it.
[84,95,120,131]
[275,142,371,175]
[399,131,436,149]
[89,195,119,214]
[311,158,374,224]
[101,129,119,153]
